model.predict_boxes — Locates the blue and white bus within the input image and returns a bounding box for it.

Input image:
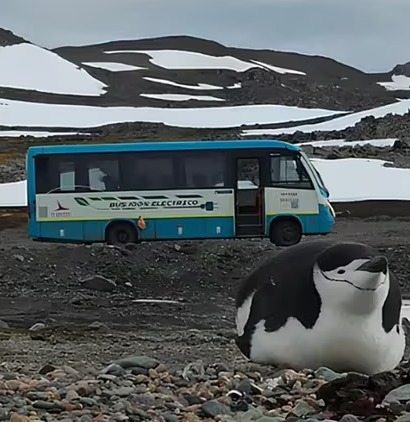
[26,139,335,246]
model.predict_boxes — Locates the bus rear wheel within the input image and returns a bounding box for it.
[270,219,302,247]
[106,222,138,245]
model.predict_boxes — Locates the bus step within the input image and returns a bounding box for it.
[236,215,261,225]
[236,224,264,236]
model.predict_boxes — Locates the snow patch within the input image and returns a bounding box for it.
[0,131,89,138]
[0,98,344,129]
[313,158,410,202]
[140,93,225,102]
[378,75,410,91]
[0,180,26,207]
[106,49,258,72]
[0,43,106,96]
[242,99,410,136]
[105,49,307,75]
[250,60,306,76]
[297,138,397,148]
[143,77,240,90]
[82,62,147,72]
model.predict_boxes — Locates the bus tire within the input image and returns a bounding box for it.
[105,221,138,245]
[269,218,302,247]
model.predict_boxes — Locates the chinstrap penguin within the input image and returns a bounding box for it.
[235,239,405,375]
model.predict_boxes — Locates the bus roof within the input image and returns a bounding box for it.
[27,139,300,156]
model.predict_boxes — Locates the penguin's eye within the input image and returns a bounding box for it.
[337,269,346,275]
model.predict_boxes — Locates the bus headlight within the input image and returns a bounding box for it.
[327,201,336,218]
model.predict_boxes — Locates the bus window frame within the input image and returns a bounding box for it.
[268,150,315,190]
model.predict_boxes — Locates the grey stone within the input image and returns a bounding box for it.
[0,409,9,421]
[314,367,342,382]
[132,408,150,419]
[26,391,51,401]
[291,399,317,417]
[237,407,264,421]
[390,399,406,414]
[131,367,149,376]
[162,414,180,422]
[129,393,156,407]
[79,397,98,407]
[0,319,9,330]
[201,400,231,417]
[395,413,410,422]
[29,322,46,331]
[384,384,410,404]
[106,386,135,397]
[256,418,286,422]
[112,412,128,422]
[339,415,360,422]
[80,275,117,292]
[88,321,107,330]
[114,355,159,370]
[32,400,64,411]
[101,363,126,376]
[39,364,56,375]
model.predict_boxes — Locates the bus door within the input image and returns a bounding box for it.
[234,157,265,237]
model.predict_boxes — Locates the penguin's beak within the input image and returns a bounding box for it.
[356,256,388,275]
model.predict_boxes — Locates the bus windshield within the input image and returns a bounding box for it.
[299,150,329,197]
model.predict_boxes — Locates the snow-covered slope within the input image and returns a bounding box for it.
[0,43,107,96]
[243,98,410,136]
[105,49,306,75]
[0,98,344,129]
[0,30,409,139]
[378,75,410,91]
[82,62,147,72]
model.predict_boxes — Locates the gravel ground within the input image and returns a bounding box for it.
[2,141,410,420]
[1,218,410,369]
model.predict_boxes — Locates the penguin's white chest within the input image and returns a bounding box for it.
[249,308,405,374]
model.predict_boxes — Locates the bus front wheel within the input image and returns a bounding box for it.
[270,218,302,247]
[106,221,138,245]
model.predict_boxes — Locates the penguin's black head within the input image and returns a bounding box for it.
[314,242,389,298]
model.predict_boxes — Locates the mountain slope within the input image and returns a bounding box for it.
[0,43,107,96]
[0,28,26,47]
[1,28,410,141]
[52,35,406,112]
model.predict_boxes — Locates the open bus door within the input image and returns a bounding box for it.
[234,157,264,237]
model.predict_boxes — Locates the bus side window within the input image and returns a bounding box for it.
[128,154,175,190]
[183,152,225,188]
[270,155,313,189]
[88,159,120,191]
[59,161,76,191]
[35,156,51,194]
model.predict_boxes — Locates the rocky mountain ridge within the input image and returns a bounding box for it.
[1,27,410,141]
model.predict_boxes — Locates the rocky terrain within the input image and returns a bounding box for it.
[1,217,410,421]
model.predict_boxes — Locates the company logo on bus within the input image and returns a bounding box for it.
[72,195,218,212]
[51,201,72,217]
[109,199,201,210]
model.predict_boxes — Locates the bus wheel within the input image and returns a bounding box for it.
[106,222,138,245]
[270,218,302,247]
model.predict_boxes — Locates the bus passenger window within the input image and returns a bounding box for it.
[129,155,175,190]
[270,155,313,189]
[59,162,76,191]
[88,160,120,191]
[183,153,225,188]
